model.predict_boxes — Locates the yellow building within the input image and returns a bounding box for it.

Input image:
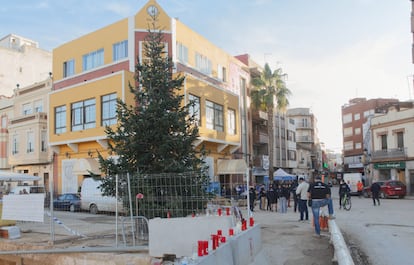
[50,0,250,194]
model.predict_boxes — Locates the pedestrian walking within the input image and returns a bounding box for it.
[338,179,350,209]
[371,181,381,206]
[295,177,309,221]
[307,175,335,237]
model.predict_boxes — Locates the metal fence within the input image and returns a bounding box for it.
[0,171,223,255]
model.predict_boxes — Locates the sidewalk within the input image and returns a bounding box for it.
[253,209,334,265]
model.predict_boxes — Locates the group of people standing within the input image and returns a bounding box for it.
[249,180,299,214]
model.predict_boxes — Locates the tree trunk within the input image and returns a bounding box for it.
[267,107,274,179]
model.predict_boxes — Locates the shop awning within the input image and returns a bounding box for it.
[217,159,248,175]
[72,158,101,175]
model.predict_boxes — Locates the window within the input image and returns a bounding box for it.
[381,135,387,150]
[27,131,34,153]
[206,100,223,131]
[102,93,117,126]
[355,127,361,135]
[342,113,352,124]
[344,141,353,151]
[397,132,404,149]
[1,116,7,128]
[55,105,66,134]
[288,150,296,161]
[217,65,226,81]
[82,49,104,71]
[227,108,236,135]
[287,130,295,141]
[41,130,47,152]
[34,100,43,112]
[12,134,18,155]
[176,42,188,64]
[63,59,75,78]
[188,94,200,125]
[195,52,212,75]
[23,103,32,115]
[354,113,360,120]
[113,40,128,61]
[343,127,353,137]
[71,99,96,131]
[363,109,374,118]
[355,142,361,149]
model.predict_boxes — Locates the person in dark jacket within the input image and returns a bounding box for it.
[280,184,290,213]
[267,184,278,212]
[338,179,351,209]
[249,187,256,212]
[371,181,381,206]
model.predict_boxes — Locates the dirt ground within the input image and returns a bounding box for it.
[253,209,334,265]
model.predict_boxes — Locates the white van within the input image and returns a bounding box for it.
[343,173,362,195]
[80,178,125,214]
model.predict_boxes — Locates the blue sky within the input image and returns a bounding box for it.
[1,0,412,152]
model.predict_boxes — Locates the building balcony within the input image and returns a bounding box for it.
[253,132,269,145]
[9,112,47,125]
[296,135,313,143]
[370,147,407,162]
[295,122,314,129]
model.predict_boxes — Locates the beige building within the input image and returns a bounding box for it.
[4,78,53,190]
[369,102,414,194]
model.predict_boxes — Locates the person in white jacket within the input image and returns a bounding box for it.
[295,177,309,221]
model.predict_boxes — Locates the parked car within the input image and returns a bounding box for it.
[363,180,406,199]
[53,193,81,212]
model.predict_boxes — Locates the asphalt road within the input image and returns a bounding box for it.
[332,187,414,265]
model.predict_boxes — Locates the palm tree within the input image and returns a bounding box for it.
[251,63,291,179]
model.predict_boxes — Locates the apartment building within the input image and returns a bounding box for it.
[287,108,320,178]
[0,34,52,96]
[0,79,53,190]
[341,98,398,174]
[369,102,414,194]
[50,0,249,193]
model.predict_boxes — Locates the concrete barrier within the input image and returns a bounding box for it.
[149,216,269,265]
[329,220,355,265]
[149,216,234,258]
[193,224,269,265]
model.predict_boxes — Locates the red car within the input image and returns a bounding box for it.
[363,180,406,199]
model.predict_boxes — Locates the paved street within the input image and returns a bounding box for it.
[253,208,333,265]
[332,187,414,265]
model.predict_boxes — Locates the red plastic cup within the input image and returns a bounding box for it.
[211,235,218,250]
[218,208,222,216]
[242,220,247,231]
[249,217,254,227]
[226,207,230,216]
[217,229,222,236]
[221,236,226,243]
[204,240,209,255]
[229,228,234,236]
[198,241,204,256]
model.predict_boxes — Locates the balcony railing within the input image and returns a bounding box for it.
[371,147,407,160]
[9,112,47,125]
[253,132,269,144]
[296,135,313,143]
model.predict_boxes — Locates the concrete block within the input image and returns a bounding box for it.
[149,216,234,258]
